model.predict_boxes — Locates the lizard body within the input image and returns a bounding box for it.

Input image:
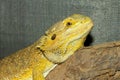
[0,14,93,80]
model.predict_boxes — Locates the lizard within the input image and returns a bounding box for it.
[0,14,93,80]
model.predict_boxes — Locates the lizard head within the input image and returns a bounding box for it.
[37,14,93,63]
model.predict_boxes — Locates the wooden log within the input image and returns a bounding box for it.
[46,41,120,80]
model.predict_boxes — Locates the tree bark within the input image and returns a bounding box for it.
[46,41,120,80]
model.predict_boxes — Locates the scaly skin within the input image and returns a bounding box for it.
[0,14,93,80]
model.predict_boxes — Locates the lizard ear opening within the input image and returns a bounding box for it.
[51,34,56,40]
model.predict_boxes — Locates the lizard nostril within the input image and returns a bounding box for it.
[51,34,56,40]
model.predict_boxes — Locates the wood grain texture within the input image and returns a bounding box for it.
[46,41,120,80]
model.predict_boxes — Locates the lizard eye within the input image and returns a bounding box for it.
[66,22,72,26]
[51,34,56,40]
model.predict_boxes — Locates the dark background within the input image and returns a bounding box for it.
[0,0,120,58]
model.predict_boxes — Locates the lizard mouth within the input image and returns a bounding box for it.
[62,22,93,60]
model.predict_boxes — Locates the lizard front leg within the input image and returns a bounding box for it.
[32,57,55,80]
[33,65,45,80]
[33,71,44,80]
